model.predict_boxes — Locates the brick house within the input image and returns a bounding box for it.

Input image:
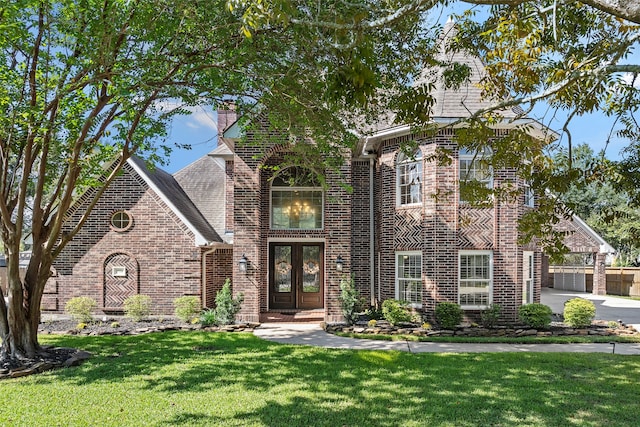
[46,157,232,314]
[222,23,550,324]
[47,23,559,322]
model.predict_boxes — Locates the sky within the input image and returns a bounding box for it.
[160,2,632,174]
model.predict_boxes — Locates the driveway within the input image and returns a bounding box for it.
[541,287,640,331]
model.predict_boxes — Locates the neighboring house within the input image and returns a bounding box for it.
[45,158,232,314]
[545,214,615,294]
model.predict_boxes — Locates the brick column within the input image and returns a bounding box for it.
[593,252,607,295]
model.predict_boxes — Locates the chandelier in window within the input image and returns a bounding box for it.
[283,200,315,220]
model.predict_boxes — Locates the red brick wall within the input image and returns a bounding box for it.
[204,246,233,308]
[373,129,540,322]
[48,163,204,316]
[231,122,353,322]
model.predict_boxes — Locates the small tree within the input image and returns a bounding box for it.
[338,275,362,325]
[213,279,244,326]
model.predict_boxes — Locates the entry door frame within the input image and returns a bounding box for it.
[268,239,325,310]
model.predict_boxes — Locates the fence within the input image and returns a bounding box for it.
[548,266,640,297]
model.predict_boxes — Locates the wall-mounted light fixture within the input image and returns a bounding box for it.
[239,254,248,273]
[336,255,344,272]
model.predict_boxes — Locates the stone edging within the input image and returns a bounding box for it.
[323,321,639,338]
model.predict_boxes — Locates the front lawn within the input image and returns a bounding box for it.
[1,331,639,426]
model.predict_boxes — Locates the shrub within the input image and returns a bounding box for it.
[111,321,120,328]
[563,298,596,328]
[174,296,201,323]
[200,309,216,326]
[339,276,362,325]
[364,307,384,320]
[381,299,412,325]
[518,303,552,329]
[123,295,152,322]
[367,319,377,327]
[212,279,244,326]
[76,322,87,330]
[480,304,501,328]
[435,302,463,329]
[65,296,97,323]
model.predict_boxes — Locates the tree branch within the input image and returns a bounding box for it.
[462,0,640,25]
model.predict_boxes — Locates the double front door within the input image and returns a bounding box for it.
[269,243,324,309]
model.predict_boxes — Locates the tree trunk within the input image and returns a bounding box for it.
[0,251,46,361]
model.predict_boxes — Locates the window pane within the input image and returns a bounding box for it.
[459,253,491,308]
[271,189,323,229]
[302,246,321,293]
[397,149,422,206]
[397,253,422,305]
[274,246,292,293]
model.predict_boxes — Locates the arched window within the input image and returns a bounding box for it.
[396,149,423,206]
[270,168,323,230]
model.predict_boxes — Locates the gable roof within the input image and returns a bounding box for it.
[127,157,222,246]
[173,151,229,243]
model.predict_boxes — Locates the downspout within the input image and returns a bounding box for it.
[362,136,377,308]
[369,155,375,307]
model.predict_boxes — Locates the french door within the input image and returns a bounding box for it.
[269,243,324,309]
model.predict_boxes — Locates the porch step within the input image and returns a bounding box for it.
[260,309,324,323]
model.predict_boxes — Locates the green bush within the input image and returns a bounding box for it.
[563,298,596,328]
[435,302,463,329]
[174,296,201,323]
[518,303,552,329]
[381,299,412,325]
[364,306,384,320]
[123,295,152,322]
[339,276,362,325]
[65,296,97,323]
[199,309,217,326]
[480,304,501,328]
[212,279,244,326]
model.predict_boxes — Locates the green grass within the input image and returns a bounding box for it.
[335,331,640,343]
[1,331,640,426]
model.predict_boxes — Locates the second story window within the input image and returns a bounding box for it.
[271,169,323,230]
[459,148,493,203]
[397,149,423,206]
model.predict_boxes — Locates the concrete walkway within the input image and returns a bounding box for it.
[255,289,640,354]
[253,322,640,355]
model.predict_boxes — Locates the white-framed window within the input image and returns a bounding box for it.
[523,181,535,207]
[459,148,493,202]
[395,251,423,307]
[270,169,323,230]
[458,250,493,309]
[523,251,534,304]
[396,149,423,206]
